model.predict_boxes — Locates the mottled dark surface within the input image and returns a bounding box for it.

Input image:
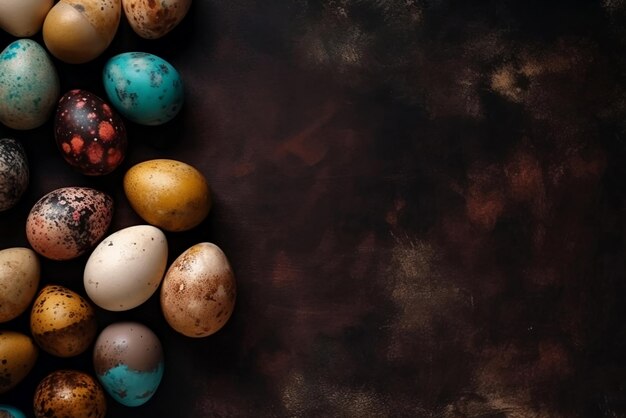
[33,370,106,418]
[2,1,626,417]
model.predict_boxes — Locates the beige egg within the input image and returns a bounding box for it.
[124,159,211,232]
[43,0,121,64]
[30,285,97,357]
[122,0,192,39]
[0,248,40,323]
[0,331,38,394]
[34,370,106,418]
[0,0,53,37]
[161,242,236,337]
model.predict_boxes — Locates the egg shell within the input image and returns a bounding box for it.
[161,242,236,337]
[30,285,97,357]
[26,187,113,260]
[43,0,121,64]
[0,138,29,212]
[0,247,40,323]
[93,322,164,407]
[0,405,26,418]
[33,370,106,418]
[55,89,127,176]
[84,225,168,311]
[103,52,184,125]
[0,0,53,37]
[0,39,60,130]
[122,0,192,39]
[0,331,38,394]
[124,159,211,232]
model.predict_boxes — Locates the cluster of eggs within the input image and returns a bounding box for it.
[0,1,238,417]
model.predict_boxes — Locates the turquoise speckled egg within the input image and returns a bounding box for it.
[0,39,60,130]
[102,52,183,125]
[0,405,26,418]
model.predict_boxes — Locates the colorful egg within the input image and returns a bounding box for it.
[123,159,211,231]
[161,243,236,337]
[30,285,97,357]
[0,405,26,418]
[93,322,164,407]
[0,0,53,37]
[26,187,113,260]
[84,225,168,311]
[0,138,29,212]
[43,0,122,64]
[33,370,106,418]
[122,0,192,39]
[0,331,38,394]
[0,248,39,323]
[103,52,184,125]
[55,89,127,176]
[0,39,60,130]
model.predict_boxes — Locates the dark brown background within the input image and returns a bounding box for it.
[2,1,626,416]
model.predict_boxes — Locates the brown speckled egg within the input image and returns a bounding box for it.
[26,187,113,260]
[161,242,236,337]
[0,331,38,393]
[122,0,192,39]
[55,89,127,176]
[30,285,97,357]
[0,247,40,323]
[34,370,106,418]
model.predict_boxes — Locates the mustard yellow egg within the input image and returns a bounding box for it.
[34,370,106,418]
[0,331,38,394]
[30,285,97,357]
[123,159,211,232]
[0,247,40,323]
[42,0,121,64]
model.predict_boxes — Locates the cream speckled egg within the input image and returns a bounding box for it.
[122,0,192,39]
[0,248,39,323]
[161,242,236,337]
[0,331,38,394]
[30,285,97,357]
[84,225,168,311]
[34,370,106,418]
[43,0,122,64]
[0,0,53,37]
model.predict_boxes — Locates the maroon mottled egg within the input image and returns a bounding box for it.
[55,89,127,175]
[26,187,113,260]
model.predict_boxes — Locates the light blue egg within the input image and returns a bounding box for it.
[102,52,184,126]
[0,405,27,418]
[0,39,60,130]
[98,362,164,407]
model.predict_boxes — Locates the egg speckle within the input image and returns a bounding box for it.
[26,187,114,260]
[0,248,40,323]
[0,138,29,212]
[30,285,97,357]
[33,370,106,418]
[0,331,38,394]
[122,0,192,39]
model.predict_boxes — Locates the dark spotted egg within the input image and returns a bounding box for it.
[33,370,106,418]
[0,138,29,212]
[26,187,113,260]
[55,89,127,175]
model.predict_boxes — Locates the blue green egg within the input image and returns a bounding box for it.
[0,405,26,418]
[102,52,184,126]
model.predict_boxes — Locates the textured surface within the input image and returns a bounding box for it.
[2,1,626,416]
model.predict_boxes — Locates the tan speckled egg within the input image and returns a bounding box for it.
[122,0,192,39]
[0,0,54,37]
[30,285,97,357]
[0,331,38,394]
[124,159,211,232]
[161,242,236,337]
[34,370,106,418]
[42,0,121,64]
[0,248,40,323]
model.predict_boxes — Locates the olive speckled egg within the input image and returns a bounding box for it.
[26,187,113,260]
[0,138,29,212]
[55,89,127,175]
[0,331,38,394]
[33,370,106,418]
[30,285,97,357]
[0,39,60,130]
[122,0,192,39]
[103,52,184,125]
[0,405,26,418]
[0,248,40,323]
[161,243,236,337]
[93,322,164,407]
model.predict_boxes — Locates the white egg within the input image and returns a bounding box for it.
[83,225,167,311]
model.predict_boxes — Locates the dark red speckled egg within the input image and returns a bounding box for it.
[26,187,113,260]
[55,89,127,175]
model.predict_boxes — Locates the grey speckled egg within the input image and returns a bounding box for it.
[26,187,113,260]
[0,138,29,212]
[0,39,60,130]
